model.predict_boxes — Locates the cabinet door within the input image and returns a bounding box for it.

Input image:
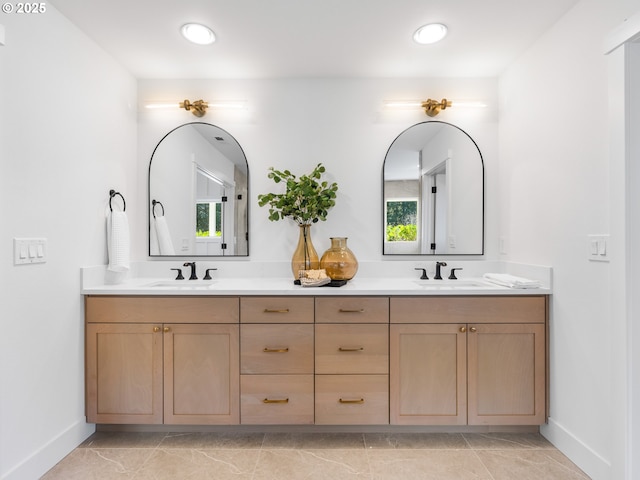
[163,324,239,424]
[86,323,163,424]
[390,324,467,425]
[467,323,545,425]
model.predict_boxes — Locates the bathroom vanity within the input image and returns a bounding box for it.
[83,272,549,429]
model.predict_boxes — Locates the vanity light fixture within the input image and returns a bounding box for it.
[180,99,208,117]
[180,23,216,45]
[413,23,448,45]
[382,99,487,116]
[145,99,247,116]
[422,98,452,117]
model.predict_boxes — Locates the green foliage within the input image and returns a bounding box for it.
[386,224,417,242]
[386,200,417,226]
[196,230,221,238]
[385,200,418,241]
[196,202,222,237]
[196,204,209,233]
[257,163,339,225]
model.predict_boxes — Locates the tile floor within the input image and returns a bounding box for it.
[41,431,590,479]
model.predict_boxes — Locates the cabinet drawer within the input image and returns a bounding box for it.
[241,324,314,374]
[390,296,547,324]
[315,324,388,374]
[315,375,389,425]
[315,297,389,323]
[241,375,314,424]
[241,297,314,323]
[86,296,239,324]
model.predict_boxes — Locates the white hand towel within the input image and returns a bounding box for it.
[107,211,130,272]
[483,273,541,289]
[155,216,175,255]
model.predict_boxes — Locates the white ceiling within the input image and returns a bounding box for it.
[49,0,580,79]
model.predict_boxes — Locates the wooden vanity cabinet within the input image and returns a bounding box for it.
[314,297,390,425]
[85,293,547,428]
[239,297,315,424]
[390,296,547,426]
[85,296,240,425]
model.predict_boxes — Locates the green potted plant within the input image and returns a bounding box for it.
[258,163,338,278]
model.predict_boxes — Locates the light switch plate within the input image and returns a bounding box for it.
[587,234,609,262]
[14,238,47,265]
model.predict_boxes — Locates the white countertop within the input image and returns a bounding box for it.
[81,261,552,296]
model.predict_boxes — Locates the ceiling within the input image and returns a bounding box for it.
[50,0,580,79]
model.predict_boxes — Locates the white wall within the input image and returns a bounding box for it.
[138,78,498,264]
[0,6,137,479]
[498,0,637,478]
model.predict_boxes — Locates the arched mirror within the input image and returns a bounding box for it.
[149,122,249,256]
[383,121,483,255]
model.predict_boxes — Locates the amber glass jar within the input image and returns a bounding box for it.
[320,237,358,280]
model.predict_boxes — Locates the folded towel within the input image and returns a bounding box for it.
[483,273,541,289]
[155,216,175,255]
[107,211,130,272]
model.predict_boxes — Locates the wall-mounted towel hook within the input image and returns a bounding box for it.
[109,190,126,212]
[152,199,165,218]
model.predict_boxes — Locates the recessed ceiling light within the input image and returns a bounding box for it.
[413,23,448,45]
[180,23,216,45]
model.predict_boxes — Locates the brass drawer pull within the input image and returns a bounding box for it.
[264,308,290,313]
[339,347,364,352]
[263,347,289,353]
[339,398,365,404]
[263,398,289,404]
[339,308,365,313]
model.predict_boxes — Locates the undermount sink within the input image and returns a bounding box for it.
[145,280,218,289]
[412,279,496,289]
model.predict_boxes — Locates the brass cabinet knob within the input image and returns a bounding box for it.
[469,327,477,333]
[153,326,161,333]
[163,327,170,333]
[459,327,467,333]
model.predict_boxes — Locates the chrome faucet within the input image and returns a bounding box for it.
[434,262,447,280]
[183,262,198,280]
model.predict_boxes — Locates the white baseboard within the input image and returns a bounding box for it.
[541,417,610,480]
[1,420,94,480]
